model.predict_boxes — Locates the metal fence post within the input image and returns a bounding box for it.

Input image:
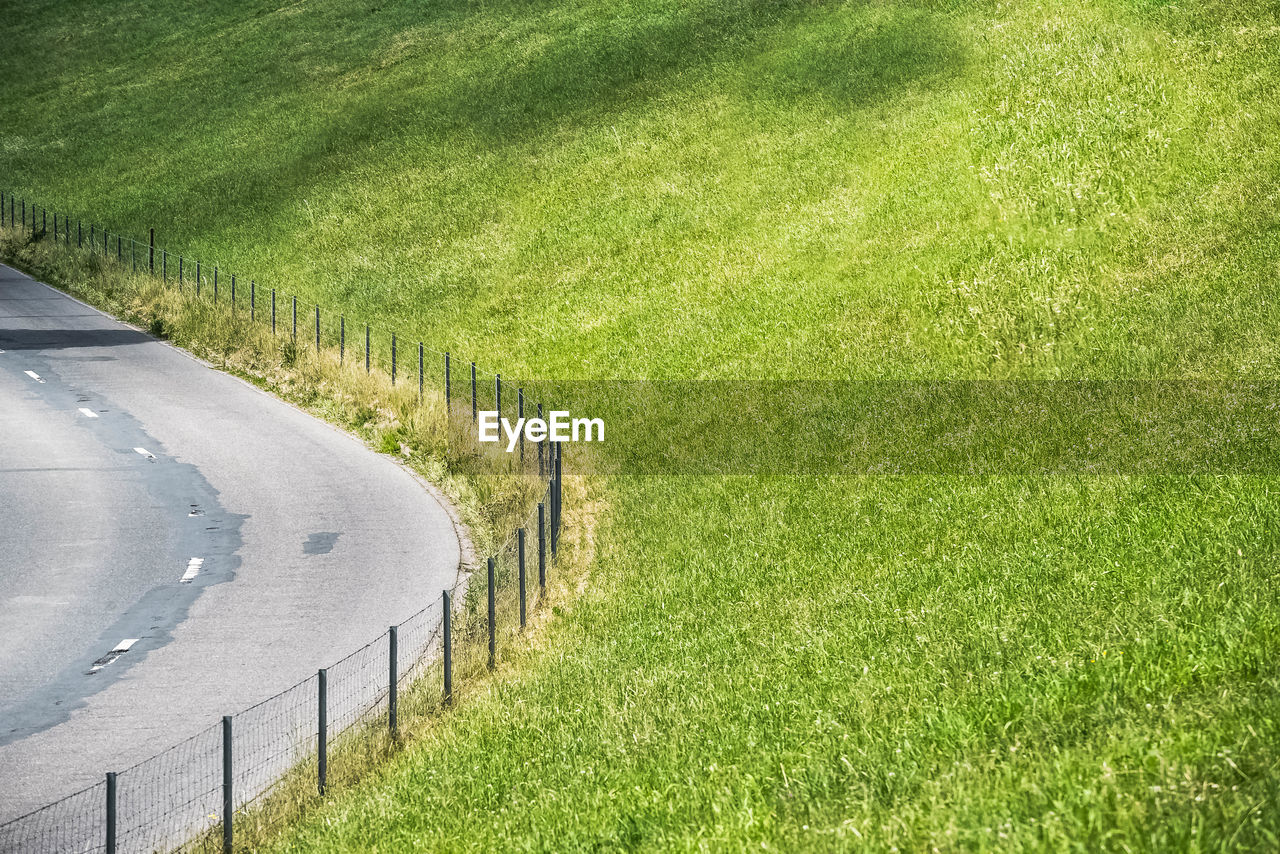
[149,228,154,272]
[340,317,345,364]
[1,191,4,226]
[471,362,477,421]
[518,388,525,463]
[487,557,496,670]
[496,374,501,419]
[52,211,56,237]
[518,527,527,628]
[389,626,398,737]
[315,305,320,352]
[537,402,545,475]
[222,715,233,854]
[105,772,117,854]
[78,219,81,247]
[180,256,184,289]
[272,289,277,335]
[445,353,451,414]
[418,343,423,403]
[442,589,453,705]
[230,273,235,310]
[116,234,121,261]
[251,281,256,322]
[292,296,297,342]
[391,333,397,385]
[550,443,556,550]
[553,444,562,556]
[318,669,327,795]
[538,502,547,591]
[365,325,370,374]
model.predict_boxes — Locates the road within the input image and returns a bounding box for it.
[0,263,461,826]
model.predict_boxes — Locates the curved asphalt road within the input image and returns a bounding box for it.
[0,263,460,822]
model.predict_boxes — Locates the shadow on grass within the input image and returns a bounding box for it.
[4,0,966,256]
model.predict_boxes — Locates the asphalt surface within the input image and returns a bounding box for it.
[0,264,461,822]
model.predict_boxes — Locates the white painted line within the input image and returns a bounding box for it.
[89,638,140,673]
[24,370,44,383]
[133,447,155,460]
[180,557,204,583]
[78,408,98,418]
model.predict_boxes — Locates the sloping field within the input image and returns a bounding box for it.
[3,0,1279,849]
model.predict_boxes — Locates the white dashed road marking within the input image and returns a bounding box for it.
[24,370,44,383]
[89,638,140,673]
[78,408,98,418]
[134,447,155,460]
[180,558,204,583]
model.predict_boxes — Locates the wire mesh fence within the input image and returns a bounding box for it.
[115,723,223,854]
[0,782,105,854]
[232,676,320,814]
[0,191,568,853]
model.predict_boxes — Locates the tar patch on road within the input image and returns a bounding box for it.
[303,532,340,556]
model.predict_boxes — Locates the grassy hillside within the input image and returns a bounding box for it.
[4,0,1280,849]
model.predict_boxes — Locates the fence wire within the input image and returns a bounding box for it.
[115,723,222,854]
[0,782,104,854]
[233,676,320,811]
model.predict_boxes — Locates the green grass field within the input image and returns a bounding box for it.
[4,0,1280,849]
